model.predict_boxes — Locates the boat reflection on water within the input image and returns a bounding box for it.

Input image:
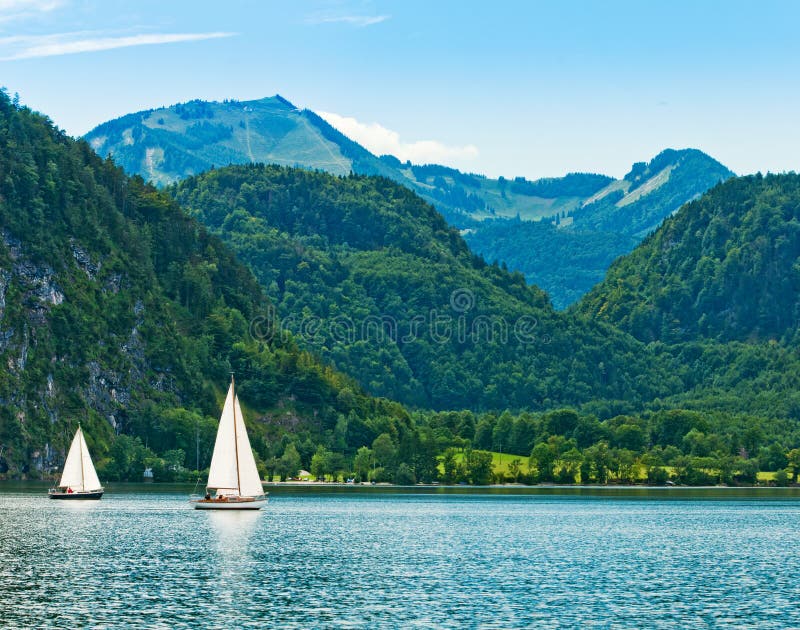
[52,498,103,512]
[205,508,261,604]
[207,509,260,551]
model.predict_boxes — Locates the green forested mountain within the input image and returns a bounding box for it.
[168,163,800,485]
[464,149,734,308]
[170,164,686,411]
[578,173,800,344]
[6,92,800,486]
[86,99,733,309]
[0,92,413,479]
[572,149,734,237]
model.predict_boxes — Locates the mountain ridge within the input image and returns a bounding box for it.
[85,97,734,307]
[576,172,800,344]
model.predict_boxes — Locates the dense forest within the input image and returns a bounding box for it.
[4,92,800,487]
[0,91,409,481]
[579,173,800,343]
[165,163,800,486]
[170,164,682,411]
[464,219,638,307]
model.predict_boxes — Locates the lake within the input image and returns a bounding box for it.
[2,484,800,628]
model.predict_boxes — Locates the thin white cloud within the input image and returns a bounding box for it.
[0,31,236,60]
[318,111,479,165]
[307,14,390,27]
[0,0,62,22]
[0,0,61,12]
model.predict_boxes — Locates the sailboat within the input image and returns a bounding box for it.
[191,376,267,510]
[49,425,104,500]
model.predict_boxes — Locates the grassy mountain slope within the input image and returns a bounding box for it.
[170,164,683,411]
[573,149,735,237]
[577,173,800,344]
[380,157,614,226]
[84,96,381,186]
[0,92,408,477]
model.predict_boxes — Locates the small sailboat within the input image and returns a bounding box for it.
[49,425,104,500]
[191,376,267,510]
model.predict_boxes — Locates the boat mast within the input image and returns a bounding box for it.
[78,424,85,492]
[231,374,241,495]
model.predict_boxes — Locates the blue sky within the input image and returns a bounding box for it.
[2,0,799,179]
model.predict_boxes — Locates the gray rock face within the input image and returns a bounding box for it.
[0,229,158,467]
[70,240,100,278]
[3,231,64,325]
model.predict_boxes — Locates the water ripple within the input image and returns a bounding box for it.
[1,492,799,628]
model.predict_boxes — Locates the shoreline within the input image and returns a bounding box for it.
[1,479,792,489]
[3,479,800,494]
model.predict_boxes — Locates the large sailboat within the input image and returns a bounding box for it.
[49,425,104,500]
[191,376,267,510]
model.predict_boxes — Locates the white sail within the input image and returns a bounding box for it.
[59,426,102,492]
[80,429,103,492]
[59,429,84,489]
[233,393,264,497]
[206,380,264,498]
[207,383,239,492]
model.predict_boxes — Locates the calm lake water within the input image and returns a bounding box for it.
[2,484,800,628]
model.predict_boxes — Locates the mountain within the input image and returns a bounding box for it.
[7,92,800,486]
[568,170,800,438]
[169,163,685,411]
[84,96,614,226]
[0,92,700,484]
[0,91,413,478]
[84,96,398,186]
[78,97,553,215]
[464,149,734,308]
[571,149,736,237]
[86,100,733,309]
[167,164,800,483]
[577,172,800,344]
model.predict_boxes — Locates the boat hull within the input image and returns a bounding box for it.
[49,490,103,500]
[192,496,267,510]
